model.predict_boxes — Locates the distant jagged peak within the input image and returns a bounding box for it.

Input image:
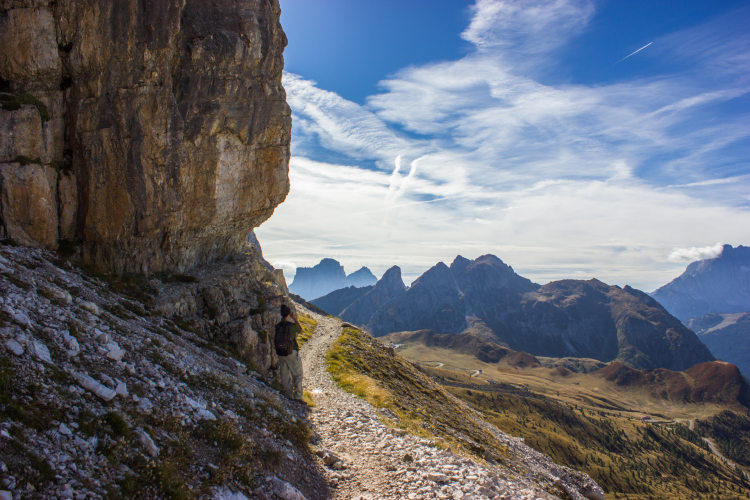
[474,253,509,267]
[453,254,539,291]
[651,242,750,321]
[411,261,455,288]
[540,278,611,294]
[346,266,377,287]
[289,258,347,300]
[315,258,346,270]
[718,243,749,257]
[348,265,374,277]
[683,244,750,275]
[449,255,471,275]
[377,265,405,290]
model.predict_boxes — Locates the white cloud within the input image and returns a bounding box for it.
[461,0,594,58]
[668,244,725,263]
[262,0,750,291]
[284,73,429,167]
[258,155,750,290]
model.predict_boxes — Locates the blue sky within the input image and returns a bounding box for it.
[257,0,750,291]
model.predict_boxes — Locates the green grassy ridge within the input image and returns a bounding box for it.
[436,369,750,499]
[325,326,510,462]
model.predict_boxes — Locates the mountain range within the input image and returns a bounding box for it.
[289,258,377,300]
[651,244,750,322]
[651,244,750,377]
[313,254,714,371]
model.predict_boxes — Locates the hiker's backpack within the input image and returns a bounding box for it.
[274,321,293,356]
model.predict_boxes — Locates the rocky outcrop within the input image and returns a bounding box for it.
[0,0,291,273]
[652,245,750,322]
[154,244,291,373]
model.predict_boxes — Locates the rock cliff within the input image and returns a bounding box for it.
[0,0,291,273]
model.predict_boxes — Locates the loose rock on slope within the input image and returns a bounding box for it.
[0,244,328,499]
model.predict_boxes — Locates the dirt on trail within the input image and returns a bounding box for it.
[299,309,560,500]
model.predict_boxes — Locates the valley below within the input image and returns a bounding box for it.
[382,332,750,499]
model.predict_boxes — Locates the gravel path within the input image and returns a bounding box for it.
[300,311,557,500]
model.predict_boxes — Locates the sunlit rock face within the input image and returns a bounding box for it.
[0,0,291,273]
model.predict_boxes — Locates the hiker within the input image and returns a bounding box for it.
[275,304,303,400]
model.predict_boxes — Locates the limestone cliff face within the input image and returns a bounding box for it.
[0,0,291,273]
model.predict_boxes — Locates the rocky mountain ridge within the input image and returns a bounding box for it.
[315,254,714,371]
[289,258,377,300]
[689,312,750,378]
[651,244,750,322]
[651,244,750,378]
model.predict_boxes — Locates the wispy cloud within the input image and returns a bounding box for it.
[462,0,595,58]
[668,244,725,263]
[261,0,750,290]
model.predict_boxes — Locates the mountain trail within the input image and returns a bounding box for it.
[300,310,560,499]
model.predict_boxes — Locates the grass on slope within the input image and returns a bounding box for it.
[446,379,749,499]
[325,326,509,463]
[397,342,750,500]
[394,342,730,420]
[297,313,317,347]
[695,410,750,467]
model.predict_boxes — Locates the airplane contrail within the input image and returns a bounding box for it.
[617,41,653,63]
